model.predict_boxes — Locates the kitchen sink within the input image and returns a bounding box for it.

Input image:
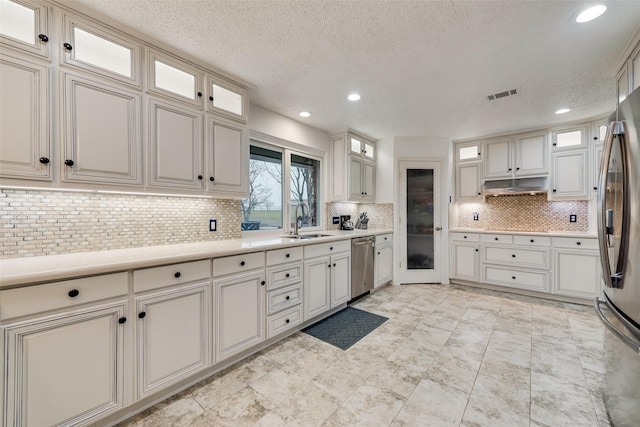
[283,234,332,240]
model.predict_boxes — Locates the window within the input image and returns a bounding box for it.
[241,142,321,232]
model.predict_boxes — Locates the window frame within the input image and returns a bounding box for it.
[242,131,325,237]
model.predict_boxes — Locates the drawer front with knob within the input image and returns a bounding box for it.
[0,272,128,320]
[304,240,350,259]
[266,304,303,339]
[134,260,210,293]
[450,233,480,243]
[266,247,303,266]
[483,246,550,269]
[551,237,598,250]
[266,262,303,291]
[213,251,265,277]
[375,233,393,245]
[266,284,302,315]
[513,235,551,247]
[483,266,548,292]
[480,234,513,244]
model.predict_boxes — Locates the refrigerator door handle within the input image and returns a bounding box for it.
[595,297,640,354]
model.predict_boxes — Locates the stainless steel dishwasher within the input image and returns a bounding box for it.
[351,236,375,300]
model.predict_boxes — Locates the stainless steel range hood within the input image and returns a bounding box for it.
[483,176,548,196]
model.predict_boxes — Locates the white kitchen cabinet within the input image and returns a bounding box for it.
[2,301,128,427]
[0,0,50,59]
[484,133,547,179]
[134,281,211,400]
[265,247,304,338]
[147,97,203,190]
[0,53,50,180]
[61,12,141,87]
[375,234,393,288]
[205,116,248,197]
[331,131,376,202]
[303,255,331,319]
[550,150,589,200]
[147,49,204,107]
[205,75,248,123]
[449,233,480,282]
[214,269,265,362]
[551,124,589,152]
[553,249,602,300]
[455,140,482,163]
[455,163,483,201]
[617,67,629,105]
[632,44,640,92]
[330,251,351,307]
[61,71,142,186]
[592,144,604,196]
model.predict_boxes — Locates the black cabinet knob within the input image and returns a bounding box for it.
[261,280,265,286]
[516,167,520,171]
[209,96,214,101]
[198,175,203,180]
[594,136,598,140]
[378,252,381,255]
[39,157,50,164]
[64,159,74,167]
[463,236,467,239]
[552,142,557,146]
[240,261,245,266]
[530,239,535,243]
[477,192,481,195]
[285,273,290,278]
[512,254,516,258]
[63,42,73,51]
[364,192,367,195]
[286,295,290,300]
[384,237,387,240]
[197,92,203,97]
[285,253,290,258]
[285,319,290,324]
[329,246,333,250]
[475,249,479,252]
[494,237,498,241]
[328,264,331,268]
[210,176,215,182]
[361,192,364,196]
[138,312,146,319]
[38,34,49,43]
[174,271,181,278]
[68,289,79,298]
[552,189,557,193]
[333,263,336,267]
[576,241,581,245]
[593,187,598,190]
[118,317,127,324]
[508,168,512,171]
[511,276,516,280]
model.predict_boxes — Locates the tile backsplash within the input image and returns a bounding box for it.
[325,202,394,230]
[456,194,589,232]
[1,189,241,259]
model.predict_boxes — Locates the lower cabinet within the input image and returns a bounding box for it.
[135,281,211,399]
[303,256,331,319]
[330,251,351,307]
[374,233,393,288]
[450,241,480,282]
[214,270,266,362]
[553,250,602,299]
[2,301,128,427]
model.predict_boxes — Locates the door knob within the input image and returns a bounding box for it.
[435,226,442,231]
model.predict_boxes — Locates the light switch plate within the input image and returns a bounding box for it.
[209,219,217,231]
[569,214,577,223]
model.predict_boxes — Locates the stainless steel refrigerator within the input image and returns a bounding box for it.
[595,86,640,427]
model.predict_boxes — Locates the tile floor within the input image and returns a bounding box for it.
[118,284,609,427]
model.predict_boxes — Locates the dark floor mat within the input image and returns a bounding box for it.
[302,307,388,350]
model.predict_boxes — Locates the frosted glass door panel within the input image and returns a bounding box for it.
[0,0,34,44]
[73,27,132,78]
[406,169,434,270]
[364,142,375,160]
[213,84,241,114]
[154,60,195,100]
[459,146,478,161]
[556,130,582,148]
[350,137,361,154]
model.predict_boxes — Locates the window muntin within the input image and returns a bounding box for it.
[72,26,133,78]
[0,0,35,45]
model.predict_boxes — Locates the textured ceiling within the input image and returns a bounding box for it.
[65,0,640,141]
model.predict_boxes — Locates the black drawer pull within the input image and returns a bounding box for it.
[286,295,290,300]
[576,241,581,245]
[64,159,74,167]
[475,249,479,252]
[138,312,146,319]
[174,271,181,278]
[512,276,516,280]
[39,157,50,164]
[463,236,467,239]
[63,42,73,51]
[285,319,290,324]
[494,237,499,241]
[512,254,516,258]
[38,34,49,43]
[285,253,290,258]
[261,280,265,286]
[530,239,534,243]
[118,317,127,324]
[330,246,333,250]
[68,289,79,298]
[240,261,245,266]
[285,273,290,278]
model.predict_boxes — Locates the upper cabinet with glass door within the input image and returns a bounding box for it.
[205,75,248,123]
[147,49,204,108]
[350,135,375,162]
[60,12,142,87]
[0,0,50,58]
[550,124,589,152]
[455,140,482,164]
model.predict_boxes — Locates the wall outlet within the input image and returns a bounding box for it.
[209,219,217,231]
[332,216,340,225]
[473,212,479,221]
[569,214,577,223]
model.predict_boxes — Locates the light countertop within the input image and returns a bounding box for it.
[449,228,598,238]
[0,229,393,289]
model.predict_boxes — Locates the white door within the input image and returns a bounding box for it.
[303,256,330,319]
[399,161,443,283]
[330,252,351,307]
[206,117,248,196]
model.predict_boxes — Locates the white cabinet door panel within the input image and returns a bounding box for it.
[554,251,602,299]
[304,256,330,320]
[515,133,547,176]
[375,244,393,287]
[349,157,363,200]
[206,117,248,196]
[484,138,511,178]
[330,252,351,307]
[456,163,482,201]
[451,242,479,282]
[551,151,588,200]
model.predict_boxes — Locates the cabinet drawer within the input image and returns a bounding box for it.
[481,234,513,244]
[134,260,210,293]
[375,234,393,245]
[266,246,303,266]
[1,273,128,320]
[551,237,598,250]
[450,233,480,243]
[267,284,302,315]
[213,251,265,277]
[483,246,550,269]
[513,235,551,247]
[304,240,350,259]
[484,266,548,292]
[267,262,303,291]
[266,304,303,339]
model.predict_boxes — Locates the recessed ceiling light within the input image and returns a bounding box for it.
[555,108,572,115]
[347,93,361,101]
[576,5,607,23]
[299,111,311,118]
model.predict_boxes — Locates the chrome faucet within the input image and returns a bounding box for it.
[293,202,309,236]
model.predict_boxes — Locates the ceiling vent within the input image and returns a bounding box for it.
[487,88,518,101]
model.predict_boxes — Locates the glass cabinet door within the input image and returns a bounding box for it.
[206,76,248,122]
[0,0,50,58]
